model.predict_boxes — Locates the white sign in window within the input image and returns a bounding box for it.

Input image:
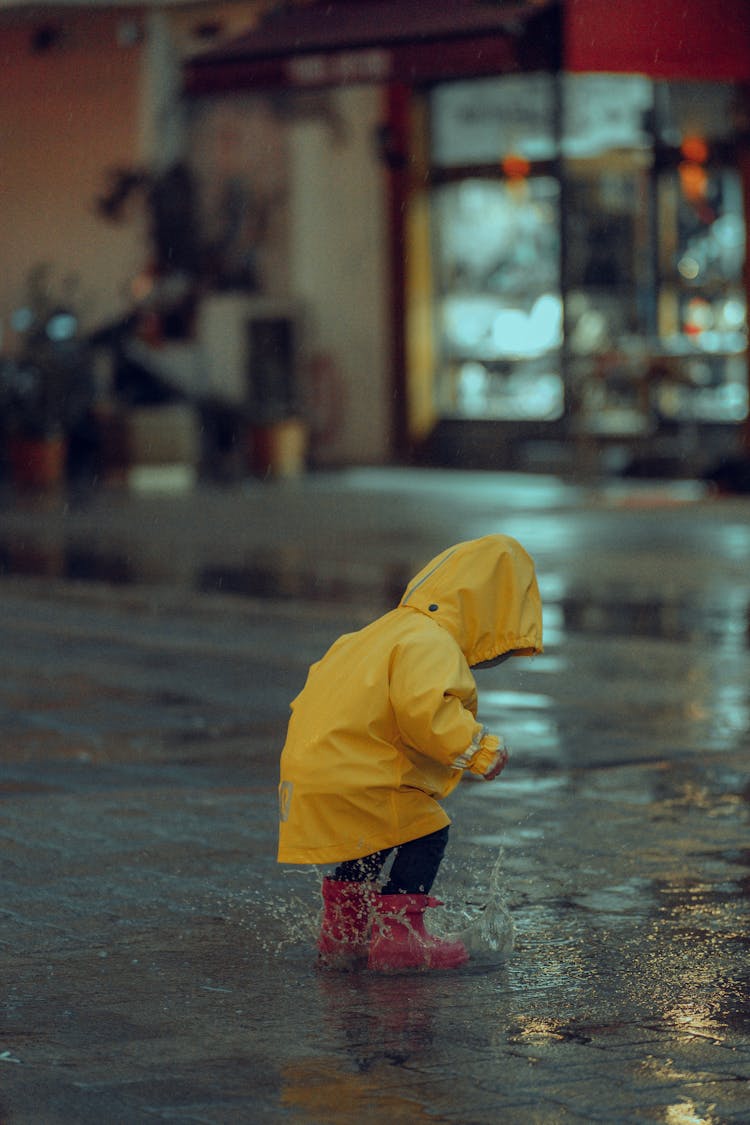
[431,74,557,166]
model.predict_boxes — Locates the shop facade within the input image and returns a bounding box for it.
[186,0,750,475]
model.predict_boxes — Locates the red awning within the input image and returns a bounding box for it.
[185,0,562,94]
[566,0,750,81]
[186,0,750,96]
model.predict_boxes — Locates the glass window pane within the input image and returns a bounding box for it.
[657,80,741,146]
[661,167,745,288]
[656,165,747,423]
[433,178,560,301]
[431,178,563,420]
[431,74,556,167]
[563,152,656,436]
[565,156,653,297]
[563,75,653,157]
[564,153,655,425]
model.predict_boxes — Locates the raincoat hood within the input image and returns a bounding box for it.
[399,534,543,666]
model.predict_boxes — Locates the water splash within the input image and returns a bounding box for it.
[227,856,515,969]
[446,849,515,958]
[225,873,321,957]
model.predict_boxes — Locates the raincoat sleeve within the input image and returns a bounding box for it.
[389,634,487,774]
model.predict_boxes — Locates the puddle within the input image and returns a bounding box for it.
[560,591,747,644]
[0,539,409,608]
[236,849,518,972]
[0,537,748,647]
[0,779,62,798]
[0,541,135,586]
[197,564,373,604]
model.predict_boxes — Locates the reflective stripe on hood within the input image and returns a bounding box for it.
[400,534,543,666]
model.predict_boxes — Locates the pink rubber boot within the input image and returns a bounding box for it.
[368,893,469,971]
[317,878,372,969]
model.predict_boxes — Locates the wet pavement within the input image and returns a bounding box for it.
[0,468,749,1123]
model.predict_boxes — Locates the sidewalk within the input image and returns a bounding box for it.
[1,469,749,1123]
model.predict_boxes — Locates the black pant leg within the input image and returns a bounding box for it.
[333,848,392,883]
[381,826,450,894]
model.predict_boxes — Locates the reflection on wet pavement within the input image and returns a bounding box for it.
[3,537,749,653]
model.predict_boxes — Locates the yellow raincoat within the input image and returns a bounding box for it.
[277,535,543,865]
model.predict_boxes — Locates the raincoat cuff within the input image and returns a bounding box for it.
[466,733,503,777]
[453,730,502,774]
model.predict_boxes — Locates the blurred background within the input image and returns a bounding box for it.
[1,0,749,491]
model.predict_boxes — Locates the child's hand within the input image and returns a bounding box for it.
[467,733,509,779]
[483,744,510,780]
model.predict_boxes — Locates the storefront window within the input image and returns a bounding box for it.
[656,163,747,422]
[563,74,653,158]
[656,81,741,146]
[424,73,747,436]
[431,74,556,166]
[428,72,562,422]
[563,101,656,435]
[431,177,563,420]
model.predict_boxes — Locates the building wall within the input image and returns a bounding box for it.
[0,11,147,341]
[187,92,290,296]
[0,10,391,467]
[289,85,390,465]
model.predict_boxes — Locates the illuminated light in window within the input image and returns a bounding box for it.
[680,134,709,164]
[456,362,489,412]
[677,256,700,280]
[721,298,745,329]
[501,152,531,180]
[678,160,708,203]
[491,309,531,354]
[717,382,748,418]
[684,297,713,336]
[443,296,499,353]
[491,294,562,358]
[11,307,33,333]
[531,293,563,342]
[657,385,681,417]
[45,313,77,342]
[571,308,608,354]
[697,330,724,353]
[517,372,564,419]
[713,213,745,250]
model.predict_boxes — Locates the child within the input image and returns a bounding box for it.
[277,534,543,971]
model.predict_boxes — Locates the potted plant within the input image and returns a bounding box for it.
[1,266,94,490]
